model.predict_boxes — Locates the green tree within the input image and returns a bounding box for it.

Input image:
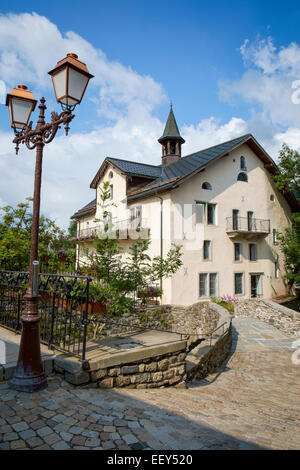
[0,198,75,271]
[82,181,183,315]
[273,143,300,288]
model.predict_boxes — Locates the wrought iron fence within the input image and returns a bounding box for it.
[0,270,190,363]
[0,270,92,360]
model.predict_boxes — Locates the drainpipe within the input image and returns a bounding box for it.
[155,193,163,304]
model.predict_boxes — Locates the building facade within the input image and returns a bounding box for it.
[71,107,298,305]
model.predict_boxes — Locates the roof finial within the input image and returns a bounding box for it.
[170,100,172,109]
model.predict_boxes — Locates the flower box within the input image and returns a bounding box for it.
[80,300,106,314]
[137,287,161,299]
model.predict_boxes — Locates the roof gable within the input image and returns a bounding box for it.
[90,157,161,189]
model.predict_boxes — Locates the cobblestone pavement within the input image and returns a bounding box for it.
[0,318,299,450]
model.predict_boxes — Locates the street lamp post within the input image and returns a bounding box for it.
[5,53,93,392]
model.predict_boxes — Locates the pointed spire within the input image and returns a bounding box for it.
[158,105,185,143]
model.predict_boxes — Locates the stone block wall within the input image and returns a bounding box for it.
[113,302,219,337]
[186,325,232,381]
[234,299,300,337]
[55,349,187,389]
[53,301,230,388]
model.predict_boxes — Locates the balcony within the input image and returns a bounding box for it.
[72,218,150,242]
[226,216,270,239]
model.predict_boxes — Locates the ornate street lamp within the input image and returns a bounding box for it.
[6,53,94,392]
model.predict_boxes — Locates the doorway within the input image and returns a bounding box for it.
[250,274,262,298]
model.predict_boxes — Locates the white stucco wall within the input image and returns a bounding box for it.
[169,143,292,305]
[75,143,293,306]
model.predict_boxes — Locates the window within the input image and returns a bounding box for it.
[130,206,142,228]
[209,273,217,296]
[109,171,113,179]
[234,273,243,295]
[203,240,211,260]
[199,273,217,297]
[207,203,216,224]
[195,202,205,224]
[249,243,257,261]
[237,172,248,182]
[199,273,207,297]
[232,209,239,230]
[270,194,275,201]
[202,182,212,190]
[195,202,216,225]
[275,261,279,278]
[240,156,247,170]
[170,141,176,154]
[247,211,254,231]
[234,242,241,261]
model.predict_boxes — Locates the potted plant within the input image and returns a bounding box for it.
[137,286,162,300]
[57,250,68,263]
[75,282,106,314]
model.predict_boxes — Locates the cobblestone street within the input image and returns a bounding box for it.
[0,318,299,450]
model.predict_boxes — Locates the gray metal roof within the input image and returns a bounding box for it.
[107,157,161,179]
[158,105,185,143]
[128,134,252,199]
[71,198,96,219]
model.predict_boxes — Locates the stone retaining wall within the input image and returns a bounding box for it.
[54,347,187,389]
[53,301,229,388]
[116,302,218,337]
[234,299,300,337]
[186,303,232,382]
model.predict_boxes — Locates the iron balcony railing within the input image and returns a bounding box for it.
[77,218,149,239]
[226,216,270,234]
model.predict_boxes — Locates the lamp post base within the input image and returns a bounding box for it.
[9,370,47,393]
[8,311,47,393]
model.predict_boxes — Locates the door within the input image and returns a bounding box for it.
[250,274,261,298]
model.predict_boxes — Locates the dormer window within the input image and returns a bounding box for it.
[202,182,212,190]
[240,156,247,170]
[237,172,248,182]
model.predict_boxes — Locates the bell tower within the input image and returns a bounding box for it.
[158,105,185,167]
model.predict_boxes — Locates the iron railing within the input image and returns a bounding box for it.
[76,218,149,239]
[226,216,270,233]
[0,270,185,362]
[0,270,92,360]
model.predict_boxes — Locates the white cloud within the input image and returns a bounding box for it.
[0,14,299,230]
[182,117,248,155]
[220,37,300,132]
[0,12,168,228]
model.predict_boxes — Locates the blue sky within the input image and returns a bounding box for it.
[0,1,299,227]
[2,0,300,128]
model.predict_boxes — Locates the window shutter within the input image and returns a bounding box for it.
[195,202,205,224]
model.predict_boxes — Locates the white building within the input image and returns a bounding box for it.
[71,107,298,305]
